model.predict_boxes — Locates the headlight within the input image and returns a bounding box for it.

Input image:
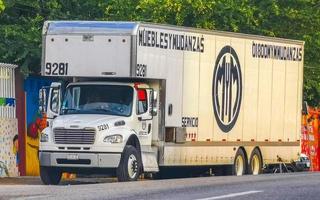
[103,134,123,143]
[40,133,49,142]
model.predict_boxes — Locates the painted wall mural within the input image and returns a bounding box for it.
[0,118,18,177]
[25,113,47,176]
[24,77,54,176]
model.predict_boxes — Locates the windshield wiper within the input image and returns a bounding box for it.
[92,108,113,113]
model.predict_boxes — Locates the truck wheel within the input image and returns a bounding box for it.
[117,145,141,182]
[248,148,263,175]
[233,148,247,176]
[40,166,62,185]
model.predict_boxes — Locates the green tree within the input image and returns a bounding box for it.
[0,1,4,13]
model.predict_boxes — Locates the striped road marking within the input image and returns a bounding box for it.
[195,190,263,200]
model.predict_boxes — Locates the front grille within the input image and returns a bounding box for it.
[54,128,96,145]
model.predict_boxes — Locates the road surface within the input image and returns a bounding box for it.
[0,172,319,200]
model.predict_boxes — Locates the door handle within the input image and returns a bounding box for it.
[148,124,151,133]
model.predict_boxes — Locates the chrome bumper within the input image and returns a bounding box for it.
[39,151,121,168]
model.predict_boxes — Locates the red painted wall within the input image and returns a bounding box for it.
[15,71,26,176]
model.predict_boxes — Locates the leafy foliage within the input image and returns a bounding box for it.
[0,1,4,13]
[0,0,319,106]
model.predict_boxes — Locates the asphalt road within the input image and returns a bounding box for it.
[0,172,319,200]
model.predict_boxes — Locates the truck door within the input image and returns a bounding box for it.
[136,88,154,146]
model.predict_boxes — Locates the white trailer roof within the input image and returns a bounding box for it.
[43,21,304,45]
[44,21,138,35]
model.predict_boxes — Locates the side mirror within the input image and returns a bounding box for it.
[151,90,158,116]
[302,101,308,115]
[39,88,47,113]
[50,87,61,114]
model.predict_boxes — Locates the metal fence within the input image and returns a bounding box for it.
[0,63,17,118]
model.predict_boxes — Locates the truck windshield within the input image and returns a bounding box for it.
[61,85,133,116]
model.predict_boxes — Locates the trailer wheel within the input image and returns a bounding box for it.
[40,166,62,185]
[117,145,141,182]
[233,148,247,176]
[248,148,263,175]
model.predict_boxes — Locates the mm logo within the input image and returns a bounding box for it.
[212,45,242,132]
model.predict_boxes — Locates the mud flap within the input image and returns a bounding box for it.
[141,150,159,172]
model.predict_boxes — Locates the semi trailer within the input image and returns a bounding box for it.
[38,21,305,184]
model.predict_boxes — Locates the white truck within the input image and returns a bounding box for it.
[39,21,305,184]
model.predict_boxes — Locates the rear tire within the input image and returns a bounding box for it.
[117,145,142,182]
[248,148,263,175]
[40,166,62,185]
[232,148,247,176]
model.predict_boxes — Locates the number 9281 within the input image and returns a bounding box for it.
[45,62,69,75]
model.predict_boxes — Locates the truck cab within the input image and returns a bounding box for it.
[39,81,158,184]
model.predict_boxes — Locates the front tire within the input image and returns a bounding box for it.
[40,166,62,185]
[117,145,142,182]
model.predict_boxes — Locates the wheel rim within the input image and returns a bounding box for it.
[235,155,244,176]
[127,154,138,179]
[251,154,260,175]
